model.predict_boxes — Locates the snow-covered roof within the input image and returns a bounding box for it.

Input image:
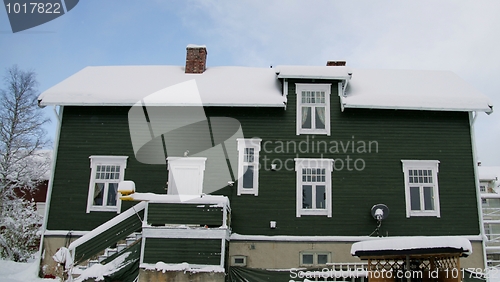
[342,68,493,113]
[351,236,472,257]
[478,166,500,181]
[39,64,493,113]
[38,66,285,107]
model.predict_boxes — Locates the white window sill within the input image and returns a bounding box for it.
[297,130,329,135]
[407,211,440,218]
[238,188,258,196]
[298,209,329,217]
[88,206,118,213]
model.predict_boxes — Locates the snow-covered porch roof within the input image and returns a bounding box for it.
[351,236,472,258]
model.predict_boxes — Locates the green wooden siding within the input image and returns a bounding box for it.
[143,238,222,265]
[147,203,224,227]
[47,78,480,237]
[47,106,167,231]
[210,79,479,237]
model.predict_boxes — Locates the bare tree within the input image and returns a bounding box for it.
[0,65,50,261]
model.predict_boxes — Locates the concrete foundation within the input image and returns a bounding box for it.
[228,240,485,269]
[40,235,81,278]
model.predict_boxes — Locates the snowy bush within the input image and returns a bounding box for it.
[0,198,42,262]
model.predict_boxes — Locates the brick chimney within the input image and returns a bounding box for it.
[326,61,346,66]
[185,44,207,74]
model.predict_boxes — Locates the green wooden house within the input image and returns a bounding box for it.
[38,45,493,282]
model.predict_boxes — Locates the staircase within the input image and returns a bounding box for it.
[78,232,142,270]
[72,232,143,281]
[64,202,146,281]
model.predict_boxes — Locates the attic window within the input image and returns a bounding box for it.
[295,84,331,136]
[86,156,128,213]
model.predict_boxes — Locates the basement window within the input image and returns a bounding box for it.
[300,252,331,266]
[86,156,128,213]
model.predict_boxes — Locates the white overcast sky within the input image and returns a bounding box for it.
[1,0,499,165]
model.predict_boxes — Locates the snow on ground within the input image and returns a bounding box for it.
[0,259,59,282]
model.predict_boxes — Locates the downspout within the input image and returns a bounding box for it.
[38,106,64,272]
[469,111,488,269]
[283,79,288,110]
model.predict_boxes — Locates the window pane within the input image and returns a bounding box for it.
[423,186,434,210]
[107,183,118,206]
[243,165,254,188]
[317,254,328,264]
[302,254,313,265]
[315,107,325,129]
[302,185,312,209]
[316,185,326,209]
[244,148,254,162]
[410,187,421,210]
[301,107,312,129]
[93,183,105,206]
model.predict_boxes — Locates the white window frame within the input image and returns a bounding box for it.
[300,251,331,266]
[295,83,331,136]
[295,158,333,217]
[86,156,128,213]
[237,138,262,196]
[401,160,440,218]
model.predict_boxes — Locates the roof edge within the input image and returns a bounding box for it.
[342,101,494,113]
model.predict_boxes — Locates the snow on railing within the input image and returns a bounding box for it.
[67,201,147,268]
[68,201,147,251]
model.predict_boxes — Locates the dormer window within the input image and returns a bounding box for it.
[295,84,331,135]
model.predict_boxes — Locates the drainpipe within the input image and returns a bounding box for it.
[37,106,64,275]
[469,111,488,269]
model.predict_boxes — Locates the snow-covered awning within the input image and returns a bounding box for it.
[351,236,472,257]
[276,65,351,80]
[38,66,285,107]
[343,68,493,113]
